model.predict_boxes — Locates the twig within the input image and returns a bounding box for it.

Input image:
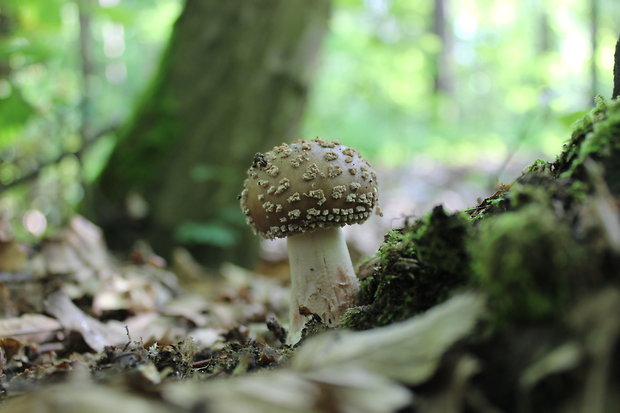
[0,124,119,193]
[490,110,543,188]
[0,271,36,283]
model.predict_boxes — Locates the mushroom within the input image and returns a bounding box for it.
[240,138,379,344]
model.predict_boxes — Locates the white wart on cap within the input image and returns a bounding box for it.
[240,138,378,239]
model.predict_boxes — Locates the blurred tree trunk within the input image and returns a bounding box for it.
[613,35,620,100]
[0,9,11,79]
[76,0,94,143]
[590,0,599,101]
[537,0,553,54]
[536,0,554,111]
[87,0,331,267]
[432,0,453,95]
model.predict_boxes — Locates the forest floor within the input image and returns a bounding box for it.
[1,93,619,413]
[0,155,531,413]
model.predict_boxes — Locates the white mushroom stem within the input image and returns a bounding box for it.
[286,226,360,344]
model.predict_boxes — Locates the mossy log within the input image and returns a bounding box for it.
[341,97,620,412]
[345,97,620,330]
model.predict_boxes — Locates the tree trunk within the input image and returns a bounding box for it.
[590,0,599,101]
[0,8,11,79]
[432,0,453,95]
[76,0,95,143]
[537,0,553,54]
[536,0,554,110]
[88,0,331,266]
[612,35,620,100]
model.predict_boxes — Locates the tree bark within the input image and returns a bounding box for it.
[537,0,553,54]
[0,8,11,79]
[88,0,331,266]
[76,0,95,143]
[432,0,453,95]
[535,0,554,110]
[590,0,599,101]
[613,35,620,100]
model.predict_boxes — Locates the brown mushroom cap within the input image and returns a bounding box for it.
[240,138,379,239]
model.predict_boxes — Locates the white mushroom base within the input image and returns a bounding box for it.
[286,227,360,344]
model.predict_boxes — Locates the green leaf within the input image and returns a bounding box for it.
[10,0,64,31]
[82,134,116,183]
[217,206,246,226]
[174,221,237,248]
[190,164,217,182]
[96,6,135,25]
[557,110,589,129]
[0,85,34,130]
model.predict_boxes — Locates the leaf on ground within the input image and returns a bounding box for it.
[160,293,484,413]
[42,215,112,282]
[123,312,188,346]
[1,381,172,413]
[0,314,61,342]
[160,293,211,326]
[0,240,28,273]
[292,292,486,386]
[163,367,412,413]
[44,291,127,352]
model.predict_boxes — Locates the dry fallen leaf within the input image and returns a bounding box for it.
[292,292,486,386]
[44,290,127,352]
[1,381,174,413]
[0,314,62,343]
[0,240,27,273]
[163,367,412,413]
[159,293,484,413]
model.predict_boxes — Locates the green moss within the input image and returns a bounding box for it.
[553,99,599,177]
[467,187,511,223]
[298,316,331,344]
[554,97,620,195]
[525,159,553,175]
[342,206,472,330]
[342,98,619,333]
[568,180,589,202]
[465,102,620,328]
[471,204,587,326]
[510,183,550,209]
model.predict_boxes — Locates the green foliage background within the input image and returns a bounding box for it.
[0,0,180,239]
[304,0,618,164]
[0,0,618,242]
